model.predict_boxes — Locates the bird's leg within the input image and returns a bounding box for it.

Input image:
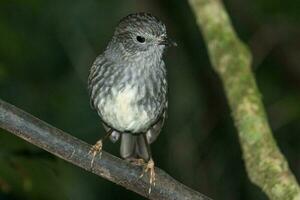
[89,129,113,168]
[141,158,155,194]
[139,134,156,194]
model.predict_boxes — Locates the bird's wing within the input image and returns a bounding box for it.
[146,105,167,144]
[88,55,123,137]
[88,54,108,109]
[146,60,168,144]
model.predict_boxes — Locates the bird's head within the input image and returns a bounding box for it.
[109,13,176,61]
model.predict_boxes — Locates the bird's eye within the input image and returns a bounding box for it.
[136,36,145,43]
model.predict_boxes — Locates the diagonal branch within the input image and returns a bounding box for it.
[188,0,300,199]
[0,99,211,200]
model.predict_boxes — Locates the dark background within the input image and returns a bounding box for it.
[1,0,300,199]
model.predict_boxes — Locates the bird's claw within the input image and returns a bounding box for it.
[129,158,146,166]
[139,159,156,194]
[88,140,103,168]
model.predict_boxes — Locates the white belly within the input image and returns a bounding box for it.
[98,85,150,132]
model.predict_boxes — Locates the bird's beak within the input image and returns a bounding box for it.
[159,36,177,47]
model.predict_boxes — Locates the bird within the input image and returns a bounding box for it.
[87,12,176,193]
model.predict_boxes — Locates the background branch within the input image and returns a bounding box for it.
[0,99,211,200]
[188,0,300,199]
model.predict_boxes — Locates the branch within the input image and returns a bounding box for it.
[0,99,211,200]
[188,0,300,199]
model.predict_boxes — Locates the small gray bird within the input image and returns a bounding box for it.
[88,12,175,192]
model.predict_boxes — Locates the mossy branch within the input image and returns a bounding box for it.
[188,0,300,199]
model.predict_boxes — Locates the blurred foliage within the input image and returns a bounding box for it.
[0,0,300,199]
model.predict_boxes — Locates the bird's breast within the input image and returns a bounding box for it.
[92,59,167,133]
[98,84,154,133]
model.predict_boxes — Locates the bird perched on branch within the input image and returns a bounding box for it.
[88,12,176,193]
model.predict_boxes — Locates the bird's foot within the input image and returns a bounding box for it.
[88,140,103,168]
[128,158,146,166]
[139,158,156,194]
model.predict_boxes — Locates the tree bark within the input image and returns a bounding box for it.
[0,99,211,200]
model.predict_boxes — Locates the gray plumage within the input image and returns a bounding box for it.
[88,13,171,161]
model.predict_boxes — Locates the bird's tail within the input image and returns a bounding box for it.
[120,133,150,161]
